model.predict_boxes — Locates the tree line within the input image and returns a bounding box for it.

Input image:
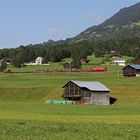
[0,40,94,69]
[0,37,140,70]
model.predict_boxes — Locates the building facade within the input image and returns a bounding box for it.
[112,59,126,66]
[63,80,116,105]
[123,64,140,77]
[35,57,43,65]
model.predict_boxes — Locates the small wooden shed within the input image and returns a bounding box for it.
[63,80,117,105]
[63,63,71,69]
[122,64,140,77]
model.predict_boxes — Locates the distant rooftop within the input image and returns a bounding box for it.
[129,64,140,70]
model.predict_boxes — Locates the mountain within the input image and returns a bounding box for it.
[74,2,140,41]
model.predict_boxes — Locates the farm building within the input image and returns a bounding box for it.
[63,62,71,69]
[63,80,117,105]
[0,58,11,65]
[0,58,6,64]
[123,64,140,77]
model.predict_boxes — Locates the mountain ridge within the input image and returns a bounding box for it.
[74,2,140,41]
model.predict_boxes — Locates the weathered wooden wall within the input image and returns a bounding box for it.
[123,66,136,76]
[64,82,82,97]
[90,92,110,105]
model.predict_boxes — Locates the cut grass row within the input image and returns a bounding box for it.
[0,102,140,116]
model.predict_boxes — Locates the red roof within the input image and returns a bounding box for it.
[88,67,107,71]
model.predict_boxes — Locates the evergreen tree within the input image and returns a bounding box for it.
[71,49,81,69]
[0,59,7,72]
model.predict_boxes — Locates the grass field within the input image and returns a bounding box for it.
[7,55,133,72]
[0,62,140,139]
[0,103,140,139]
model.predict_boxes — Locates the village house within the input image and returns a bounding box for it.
[110,51,121,58]
[112,58,126,66]
[123,64,140,77]
[63,80,117,105]
[25,57,46,65]
[0,58,6,66]
[35,57,43,65]
[0,58,11,65]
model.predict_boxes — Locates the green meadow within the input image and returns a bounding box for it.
[0,61,140,139]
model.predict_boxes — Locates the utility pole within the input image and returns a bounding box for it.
[118,69,120,85]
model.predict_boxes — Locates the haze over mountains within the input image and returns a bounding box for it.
[74,2,140,41]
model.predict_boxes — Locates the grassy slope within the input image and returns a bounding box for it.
[0,65,140,104]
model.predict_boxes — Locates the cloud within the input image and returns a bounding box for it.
[49,27,60,34]
[83,12,105,22]
[83,12,96,19]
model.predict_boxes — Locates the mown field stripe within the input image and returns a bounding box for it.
[0,111,140,123]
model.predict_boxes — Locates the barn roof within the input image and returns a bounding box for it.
[128,64,140,70]
[64,80,110,92]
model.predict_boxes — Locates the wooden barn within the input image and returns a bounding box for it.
[63,80,117,105]
[122,64,140,77]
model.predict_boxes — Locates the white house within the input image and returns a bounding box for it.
[112,59,126,66]
[35,57,44,65]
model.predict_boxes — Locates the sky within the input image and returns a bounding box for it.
[0,0,140,48]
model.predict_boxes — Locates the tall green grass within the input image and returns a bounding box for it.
[0,120,139,140]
